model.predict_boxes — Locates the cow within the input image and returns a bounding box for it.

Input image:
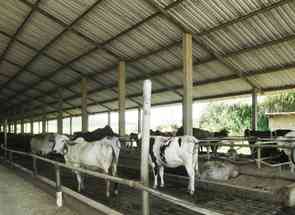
[244,129,291,159]
[276,131,295,165]
[200,161,239,181]
[30,133,69,156]
[149,135,199,195]
[71,125,118,142]
[63,136,121,197]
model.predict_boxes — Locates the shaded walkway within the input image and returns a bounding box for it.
[0,164,79,215]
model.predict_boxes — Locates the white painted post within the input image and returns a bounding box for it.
[107,112,111,126]
[69,116,72,135]
[81,77,88,132]
[42,107,46,134]
[141,80,152,215]
[183,33,193,136]
[138,108,142,133]
[21,110,24,135]
[55,165,63,207]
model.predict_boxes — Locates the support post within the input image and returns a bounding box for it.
[42,107,46,134]
[81,77,88,132]
[182,33,193,136]
[252,90,258,131]
[69,116,72,135]
[21,109,24,135]
[30,119,34,134]
[57,89,63,134]
[141,80,152,215]
[33,156,37,176]
[118,61,126,136]
[4,119,7,159]
[55,165,63,207]
[138,108,142,133]
[107,111,111,126]
[14,120,17,134]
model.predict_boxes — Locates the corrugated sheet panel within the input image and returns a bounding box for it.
[0,33,10,54]
[72,49,117,75]
[193,79,252,98]
[199,1,295,55]
[17,11,65,50]
[6,40,36,66]
[0,0,30,35]
[45,31,95,63]
[151,91,181,105]
[89,89,117,102]
[50,68,79,84]
[75,0,155,43]
[16,71,39,84]
[0,61,20,78]
[249,68,295,88]
[225,38,295,73]
[39,0,97,25]
[105,16,182,59]
[37,81,58,93]
[28,55,61,76]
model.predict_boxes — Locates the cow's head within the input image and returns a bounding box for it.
[53,134,69,154]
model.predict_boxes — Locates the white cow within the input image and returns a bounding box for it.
[63,137,121,197]
[149,135,199,195]
[200,161,239,181]
[30,133,69,155]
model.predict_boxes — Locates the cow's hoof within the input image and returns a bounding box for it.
[114,190,119,195]
[153,185,158,189]
[106,192,110,198]
[160,184,164,188]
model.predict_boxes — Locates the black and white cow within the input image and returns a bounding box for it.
[149,135,199,195]
[30,133,69,156]
[63,136,121,197]
[277,131,295,165]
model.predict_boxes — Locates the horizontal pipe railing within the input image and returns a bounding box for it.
[0,144,222,215]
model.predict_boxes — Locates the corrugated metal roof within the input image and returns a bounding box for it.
[0,0,294,118]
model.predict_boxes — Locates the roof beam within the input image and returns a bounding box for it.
[3,31,295,113]
[143,0,261,90]
[16,60,295,117]
[2,0,291,111]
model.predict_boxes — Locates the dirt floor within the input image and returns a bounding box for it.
[7,153,295,215]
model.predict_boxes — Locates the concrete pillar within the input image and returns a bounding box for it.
[69,116,72,135]
[42,108,46,134]
[30,119,34,134]
[182,33,193,136]
[14,120,17,134]
[21,109,24,134]
[138,108,142,133]
[107,111,111,126]
[81,77,88,132]
[118,61,126,136]
[57,90,63,134]
[252,90,258,131]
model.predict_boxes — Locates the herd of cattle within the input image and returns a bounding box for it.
[1,126,295,196]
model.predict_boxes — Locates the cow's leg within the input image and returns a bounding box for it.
[74,171,84,192]
[159,166,165,187]
[112,163,119,195]
[184,162,195,195]
[151,162,159,189]
[103,168,110,198]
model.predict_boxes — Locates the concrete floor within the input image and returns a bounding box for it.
[0,164,79,215]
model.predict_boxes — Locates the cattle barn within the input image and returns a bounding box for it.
[0,0,295,215]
